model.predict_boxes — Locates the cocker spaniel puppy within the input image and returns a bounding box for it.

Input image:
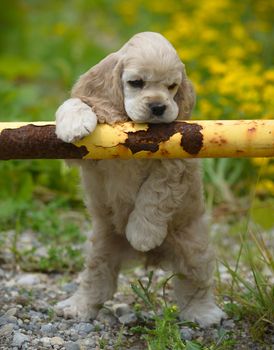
[55,32,225,327]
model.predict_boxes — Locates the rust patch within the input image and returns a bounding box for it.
[180,123,203,154]
[248,127,256,133]
[210,136,227,146]
[0,124,88,160]
[123,122,203,155]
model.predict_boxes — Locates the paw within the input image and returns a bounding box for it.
[180,302,227,328]
[55,98,97,143]
[126,211,167,252]
[55,293,99,321]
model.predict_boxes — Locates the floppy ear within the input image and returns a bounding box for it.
[175,69,196,120]
[71,53,127,123]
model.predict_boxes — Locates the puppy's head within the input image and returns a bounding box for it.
[121,32,196,123]
[72,32,195,124]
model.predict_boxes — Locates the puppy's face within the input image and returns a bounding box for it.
[122,62,182,123]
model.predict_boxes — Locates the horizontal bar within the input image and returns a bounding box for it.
[0,120,273,160]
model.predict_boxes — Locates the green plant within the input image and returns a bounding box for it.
[220,228,274,341]
[131,272,232,350]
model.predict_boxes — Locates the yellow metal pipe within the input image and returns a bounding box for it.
[0,120,273,160]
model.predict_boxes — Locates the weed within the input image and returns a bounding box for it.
[98,337,108,349]
[131,272,231,350]
[219,228,274,341]
[114,325,125,350]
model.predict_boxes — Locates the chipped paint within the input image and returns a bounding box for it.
[0,120,274,159]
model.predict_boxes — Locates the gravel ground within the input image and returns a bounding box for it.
[0,229,273,349]
[0,267,273,350]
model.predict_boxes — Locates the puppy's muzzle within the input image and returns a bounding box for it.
[149,103,167,117]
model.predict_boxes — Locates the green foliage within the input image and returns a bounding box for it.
[250,198,274,230]
[219,228,274,341]
[131,272,233,350]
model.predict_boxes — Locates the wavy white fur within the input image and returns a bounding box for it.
[55,32,226,327]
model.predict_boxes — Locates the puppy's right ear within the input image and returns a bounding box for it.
[71,53,126,123]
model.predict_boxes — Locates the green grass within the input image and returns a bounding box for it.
[130,272,235,350]
[219,228,274,341]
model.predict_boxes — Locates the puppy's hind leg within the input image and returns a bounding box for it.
[55,232,124,321]
[169,216,226,327]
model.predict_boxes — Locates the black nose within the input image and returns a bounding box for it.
[149,103,167,116]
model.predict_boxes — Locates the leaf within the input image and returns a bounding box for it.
[250,199,274,230]
[185,341,202,350]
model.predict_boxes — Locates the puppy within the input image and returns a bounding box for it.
[55,32,225,327]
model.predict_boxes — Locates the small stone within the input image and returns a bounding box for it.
[17,274,40,286]
[6,315,18,324]
[180,326,194,341]
[51,336,64,346]
[73,322,94,335]
[65,341,81,350]
[0,323,14,337]
[118,312,137,325]
[113,303,131,317]
[12,331,29,347]
[41,323,58,336]
[97,308,117,326]
[41,336,51,347]
[0,316,8,326]
[5,307,17,317]
[58,322,70,331]
[222,319,235,329]
[62,282,77,294]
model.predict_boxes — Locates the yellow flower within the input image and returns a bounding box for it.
[256,180,274,195]
[53,23,67,36]
[252,158,270,167]
[264,70,274,82]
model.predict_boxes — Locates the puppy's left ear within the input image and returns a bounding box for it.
[175,68,196,119]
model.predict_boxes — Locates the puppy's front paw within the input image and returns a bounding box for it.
[180,302,227,328]
[55,98,97,143]
[55,293,99,321]
[126,211,167,252]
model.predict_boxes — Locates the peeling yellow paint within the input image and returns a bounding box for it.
[0,120,274,159]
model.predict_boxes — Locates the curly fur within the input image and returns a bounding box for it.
[55,32,225,327]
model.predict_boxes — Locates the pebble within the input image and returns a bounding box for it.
[118,312,137,325]
[113,303,131,317]
[0,316,8,326]
[222,319,235,329]
[5,307,17,317]
[62,282,78,294]
[17,274,40,287]
[97,308,117,326]
[51,336,64,346]
[0,323,14,337]
[12,332,29,347]
[41,337,51,347]
[180,326,195,341]
[73,322,94,335]
[65,342,81,350]
[40,323,58,336]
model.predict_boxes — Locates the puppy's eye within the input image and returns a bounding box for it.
[168,83,178,90]
[128,80,145,88]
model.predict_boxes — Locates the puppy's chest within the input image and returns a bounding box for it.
[98,159,153,204]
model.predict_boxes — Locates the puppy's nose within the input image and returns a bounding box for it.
[149,103,166,117]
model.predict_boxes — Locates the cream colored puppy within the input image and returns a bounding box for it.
[55,32,225,327]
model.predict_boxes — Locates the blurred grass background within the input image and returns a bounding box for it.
[0,0,273,261]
